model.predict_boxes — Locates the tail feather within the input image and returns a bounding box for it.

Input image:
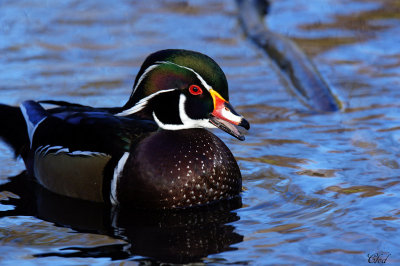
[20,100,48,147]
[0,103,29,157]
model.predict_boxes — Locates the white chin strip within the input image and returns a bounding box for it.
[153,94,213,130]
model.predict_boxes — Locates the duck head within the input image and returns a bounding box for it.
[117,49,250,140]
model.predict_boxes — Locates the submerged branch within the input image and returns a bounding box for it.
[236,0,342,112]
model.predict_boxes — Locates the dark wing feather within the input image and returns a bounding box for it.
[23,101,157,156]
[38,100,91,108]
[39,100,123,114]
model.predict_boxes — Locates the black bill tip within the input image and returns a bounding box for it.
[238,118,250,130]
[209,116,248,141]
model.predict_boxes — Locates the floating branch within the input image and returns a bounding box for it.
[236,0,342,112]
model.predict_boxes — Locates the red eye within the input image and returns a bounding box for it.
[189,85,203,95]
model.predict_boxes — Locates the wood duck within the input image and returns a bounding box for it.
[0,49,250,209]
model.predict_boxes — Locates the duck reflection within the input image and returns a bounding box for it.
[0,172,243,264]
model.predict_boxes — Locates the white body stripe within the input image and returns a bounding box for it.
[110,152,130,205]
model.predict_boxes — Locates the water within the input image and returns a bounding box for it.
[1,0,399,264]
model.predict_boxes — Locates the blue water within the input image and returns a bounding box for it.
[1,0,399,264]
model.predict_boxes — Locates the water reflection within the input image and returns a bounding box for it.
[0,172,243,264]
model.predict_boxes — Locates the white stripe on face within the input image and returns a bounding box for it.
[155,61,213,91]
[131,64,160,95]
[152,94,214,130]
[116,88,176,116]
[118,60,212,117]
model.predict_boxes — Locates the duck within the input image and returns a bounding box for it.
[0,49,250,209]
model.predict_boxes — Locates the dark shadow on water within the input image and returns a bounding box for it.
[0,172,243,264]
